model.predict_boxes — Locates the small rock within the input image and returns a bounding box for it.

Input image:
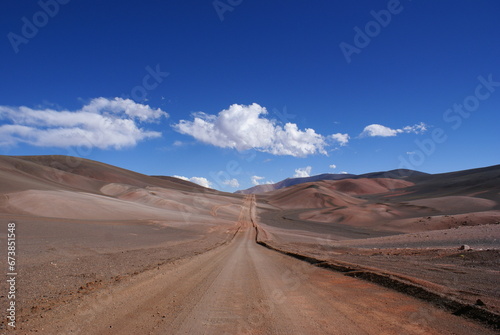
[476,299,485,306]
[458,245,471,251]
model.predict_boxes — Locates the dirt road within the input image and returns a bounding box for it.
[27,195,494,334]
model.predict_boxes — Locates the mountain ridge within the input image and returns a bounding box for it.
[236,169,430,194]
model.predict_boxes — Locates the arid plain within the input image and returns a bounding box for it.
[0,155,499,334]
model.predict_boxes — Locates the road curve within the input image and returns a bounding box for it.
[31,195,495,334]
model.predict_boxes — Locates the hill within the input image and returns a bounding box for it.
[236,169,428,194]
[257,164,500,233]
[0,155,241,222]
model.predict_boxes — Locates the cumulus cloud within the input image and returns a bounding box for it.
[329,164,337,169]
[251,175,265,186]
[294,166,312,178]
[174,175,212,188]
[340,171,349,174]
[174,103,333,157]
[0,97,168,149]
[360,122,427,138]
[330,133,349,146]
[222,178,240,188]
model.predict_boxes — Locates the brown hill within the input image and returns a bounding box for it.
[0,155,241,223]
[265,181,364,209]
[236,169,428,194]
[260,167,500,233]
[323,178,414,195]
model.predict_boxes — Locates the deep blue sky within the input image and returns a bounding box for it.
[1,0,499,190]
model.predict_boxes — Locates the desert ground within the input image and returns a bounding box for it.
[0,155,499,334]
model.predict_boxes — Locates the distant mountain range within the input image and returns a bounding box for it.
[235,169,430,194]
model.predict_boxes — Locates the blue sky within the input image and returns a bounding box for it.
[1,0,499,191]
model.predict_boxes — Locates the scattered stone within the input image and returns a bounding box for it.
[458,245,471,251]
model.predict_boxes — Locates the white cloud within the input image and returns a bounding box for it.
[80,97,165,121]
[329,164,337,169]
[222,178,240,188]
[189,177,212,188]
[360,122,427,138]
[0,98,168,149]
[173,175,212,188]
[361,124,398,137]
[331,133,349,146]
[174,103,329,157]
[401,123,428,134]
[340,171,349,174]
[251,175,265,186]
[294,166,312,178]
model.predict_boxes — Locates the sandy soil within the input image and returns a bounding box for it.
[0,155,243,332]
[257,218,500,311]
[13,196,495,334]
[255,174,500,325]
